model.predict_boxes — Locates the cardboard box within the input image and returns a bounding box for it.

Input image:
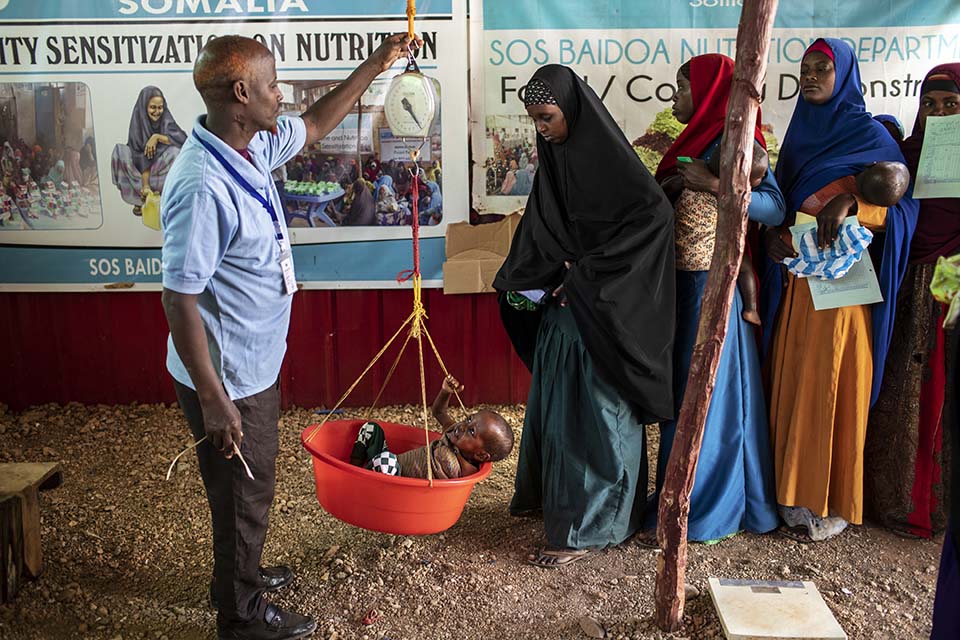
[443,214,521,294]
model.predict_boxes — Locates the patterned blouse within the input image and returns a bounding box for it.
[674,189,719,271]
[671,140,786,273]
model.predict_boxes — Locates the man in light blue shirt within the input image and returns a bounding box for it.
[161,33,413,640]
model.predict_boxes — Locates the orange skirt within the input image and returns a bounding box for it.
[768,273,873,524]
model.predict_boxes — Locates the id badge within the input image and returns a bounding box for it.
[279,248,297,296]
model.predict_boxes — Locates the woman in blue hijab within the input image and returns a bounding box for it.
[418,179,443,225]
[373,172,392,194]
[761,39,919,543]
[510,163,534,196]
[873,113,905,143]
[44,159,65,186]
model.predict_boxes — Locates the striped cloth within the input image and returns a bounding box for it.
[396,434,463,479]
[784,221,874,280]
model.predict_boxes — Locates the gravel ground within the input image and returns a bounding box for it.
[0,401,943,639]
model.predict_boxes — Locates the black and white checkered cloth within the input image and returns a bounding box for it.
[366,451,400,476]
[357,421,378,444]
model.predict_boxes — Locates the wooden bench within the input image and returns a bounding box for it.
[0,462,63,603]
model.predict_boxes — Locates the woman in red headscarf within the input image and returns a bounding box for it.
[362,158,380,182]
[643,54,785,543]
[865,63,960,540]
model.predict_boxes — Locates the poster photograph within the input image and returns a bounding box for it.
[469,0,960,212]
[275,77,443,230]
[0,0,468,289]
[0,81,103,230]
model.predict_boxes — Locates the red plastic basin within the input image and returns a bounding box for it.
[301,419,491,535]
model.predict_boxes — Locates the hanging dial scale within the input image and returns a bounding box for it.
[383,0,438,140]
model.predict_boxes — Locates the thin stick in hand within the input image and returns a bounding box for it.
[166,435,256,481]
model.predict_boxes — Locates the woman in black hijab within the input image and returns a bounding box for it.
[110,86,187,215]
[494,65,675,567]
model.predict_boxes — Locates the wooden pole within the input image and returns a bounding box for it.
[654,0,779,631]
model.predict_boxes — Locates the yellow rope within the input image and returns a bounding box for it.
[303,308,416,444]
[410,272,426,337]
[413,303,434,484]
[304,272,443,488]
[406,0,416,38]
[405,273,434,485]
[422,323,467,414]
[369,330,414,411]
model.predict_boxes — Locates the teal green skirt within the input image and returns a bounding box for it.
[510,303,648,549]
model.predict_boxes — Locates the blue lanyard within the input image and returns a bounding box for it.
[193,131,285,246]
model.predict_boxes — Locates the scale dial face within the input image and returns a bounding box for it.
[384,71,438,138]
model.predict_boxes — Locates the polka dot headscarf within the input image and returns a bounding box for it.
[523,79,558,107]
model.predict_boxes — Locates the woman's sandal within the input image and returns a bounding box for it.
[633,530,659,549]
[527,547,594,569]
[698,531,741,546]
[778,524,814,544]
[887,526,927,541]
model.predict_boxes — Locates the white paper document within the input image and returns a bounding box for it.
[914,112,960,199]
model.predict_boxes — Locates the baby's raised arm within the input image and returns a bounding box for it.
[431,375,464,430]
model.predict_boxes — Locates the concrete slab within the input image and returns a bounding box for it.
[707,577,847,640]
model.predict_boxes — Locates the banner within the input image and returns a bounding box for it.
[1,1,957,290]
[470,0,960,212]
[0,0,468,289]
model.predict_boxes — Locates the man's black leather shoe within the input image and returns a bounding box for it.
[210,566,294,609]
[218,603,316,640]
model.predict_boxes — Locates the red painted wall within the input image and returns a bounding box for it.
[0,290,531,411]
